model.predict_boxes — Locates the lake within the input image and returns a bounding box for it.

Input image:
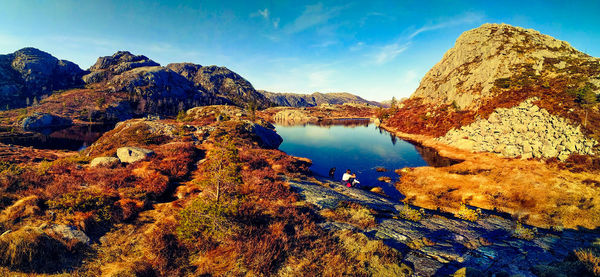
[0,123,115,151]
[275,119,456,199]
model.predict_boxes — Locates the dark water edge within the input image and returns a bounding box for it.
[0,123,115,151]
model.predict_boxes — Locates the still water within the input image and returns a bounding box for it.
[275,119,433,199]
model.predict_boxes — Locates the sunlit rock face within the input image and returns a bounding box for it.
[411,23,598,109]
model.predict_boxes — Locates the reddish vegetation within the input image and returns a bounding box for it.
[387,77,600,139]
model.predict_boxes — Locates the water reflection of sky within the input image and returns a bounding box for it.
[275,123,428,200]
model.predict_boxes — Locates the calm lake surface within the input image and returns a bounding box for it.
[275,120,432,199]
[0,124,115,151]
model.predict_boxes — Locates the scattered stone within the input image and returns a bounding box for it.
[116,147,154,163]
[378,176,392,183]
[45,224,90,246]
[90,157,120,168]
[437,98,597,159]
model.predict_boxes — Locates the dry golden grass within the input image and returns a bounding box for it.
[384,126,600,229]
[575,248,600,276]
[320,202,376,229]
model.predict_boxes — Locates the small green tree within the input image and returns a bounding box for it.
[576,83,598,127]
[247,98,257,122]
[390,97,397,111]
[201,136,242,203]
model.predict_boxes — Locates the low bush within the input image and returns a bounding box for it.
[0,227,69,272]
[335,230,413,276]
[176,198,241,244]
[575,248,600,276]
[48,190,115,224]
[395,205,425,222]
[455,203,481,222]
[512,222,537,241]
[320,201,376,229]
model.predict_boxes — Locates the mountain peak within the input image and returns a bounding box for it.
[411,23,596,109]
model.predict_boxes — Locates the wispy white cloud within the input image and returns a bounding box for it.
[374,42,409,65]
[408,12,484,39]
[258,8,269,19]
[251,8,269,19]
[349,42,365,51]
[366,12,484,65]
[252,8,280,29]
[284,3,348,34]
[312,40,338,48]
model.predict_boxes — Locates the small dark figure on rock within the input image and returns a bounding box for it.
[329,167,336,179]
[341,169,358,187]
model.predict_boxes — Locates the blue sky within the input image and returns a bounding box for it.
[1,0,599,101]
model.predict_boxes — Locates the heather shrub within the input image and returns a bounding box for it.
[575,248,600,276]
[320,201,376,228]
[512,222,537,240]
[143,220,188,276]
[334,230,412,276]
[396,204,425,222]
[455,203,481,221]
[176,198,241,243]
[0,227,69,272]
[48,190,115,224]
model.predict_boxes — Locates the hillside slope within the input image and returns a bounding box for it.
[261,91,382,107]
[386,23,600,159]
[167,63,272,109]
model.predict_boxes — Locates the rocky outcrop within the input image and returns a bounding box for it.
[82,51,159,83]
[244,122,282,149]
[45,224,90,246]
[437,98,597,159]
[289,177,600,277]
[21,112,72,132]
[0,48,84,109]
[261,91,382,107]
[116,147,154,163]
[90,157,120,168]
[82,51,228,115]
[411,23,599,109]
[167,63,271,109]
[273,109,317,124]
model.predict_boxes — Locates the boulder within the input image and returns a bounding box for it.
[245,122,283,149]
[117,147,154,163]
[21,112,72,132]
[90,157,120,168]
[46,224,90,246]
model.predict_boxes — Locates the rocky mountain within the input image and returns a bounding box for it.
[0,48,84,109]
[411,23,599,109]
[387,23,600,160]
[83,52,225,108]
[261,91,382,107]
[166,63,272,109]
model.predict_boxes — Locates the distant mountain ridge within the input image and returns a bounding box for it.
[166,63,272,109]
[260,91,383,107]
